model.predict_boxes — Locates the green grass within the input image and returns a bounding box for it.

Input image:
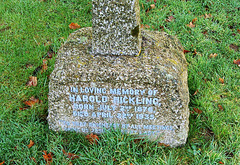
[0,0,239,164]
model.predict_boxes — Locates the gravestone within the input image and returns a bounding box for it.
[48,0,189,147]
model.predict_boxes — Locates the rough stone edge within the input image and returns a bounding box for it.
[48,27,190,147]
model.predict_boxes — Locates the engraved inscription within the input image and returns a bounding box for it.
[56,86,174,135]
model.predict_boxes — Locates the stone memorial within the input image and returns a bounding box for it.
[48,0,189,147]
[92,0,141,56]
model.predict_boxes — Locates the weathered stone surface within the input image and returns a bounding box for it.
[48,27,189,147]
[92,0,141,56]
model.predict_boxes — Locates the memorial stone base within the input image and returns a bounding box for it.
[48,27,189,147]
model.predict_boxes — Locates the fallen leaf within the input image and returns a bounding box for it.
[204,13,212,18]
[47,51,55,59]
[187,22,195,28]
[145,8,150,14]
[25,63,33,68]
[44,41,52,46]
[30,157,37,163]
[233,59,240,66]
[229,44,239,51]
[145,24,150,29]
[150,4,155,9]
[133,138,146,144]
[219,78,224,84]
[41,59,48,73]
[209,53,217,58]
[192,17,197,23]
[85,133,99,145]
[27,140,35,148]
[159,25,164,31]
[19,107,28,110]
[193,108,202,114]
[218,104,224,111]
[69,23,80,29]
[218,161,224,164]
[193,89,199,96]
[202,30,208,34]
[237,29,240,33]
[193,49,197,55]
[0,26,11,32]
[183,49,191,54]
[0,161,5,165]
[166,16,174,22]
[43,151,53,165]
[130,163,133,165]
[62,149,79,160]
[24,96,40,107]
[26,76,37,87]
[158,143,170,147]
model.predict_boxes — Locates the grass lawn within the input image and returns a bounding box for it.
[0,0,239,164]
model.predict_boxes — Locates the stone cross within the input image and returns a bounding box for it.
[92,0,141,56]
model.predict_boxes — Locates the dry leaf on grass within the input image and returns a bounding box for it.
[0,161,5,165]
[133,138,146,144]
[233,59,240,67]
[166,16,174,22]
[187,22,195,28]
[183,49,191,54]
[24,96,40,107]
[44,41,52,46]
[229,44,239,51]
[193,108,202,114]
[85,133,99,145]
[218,104,224,111]
[150,4,155,9]
[193,89,199,96]
[43,151,53,165]
[145,24,150,29]
[27,140,35,148]
[69,23,80,29]
[158,143,170,147]
[209,53,217,58]
[193,49,197,55]
[219,78,224,84]
[19,107,28,110]
[30,157,37,163]
[204,13,212,18]
[192,18,197,23]
[47,50,56,59]
[26,76,37,87]
[41,59,48,73]
[62,149,79,160]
